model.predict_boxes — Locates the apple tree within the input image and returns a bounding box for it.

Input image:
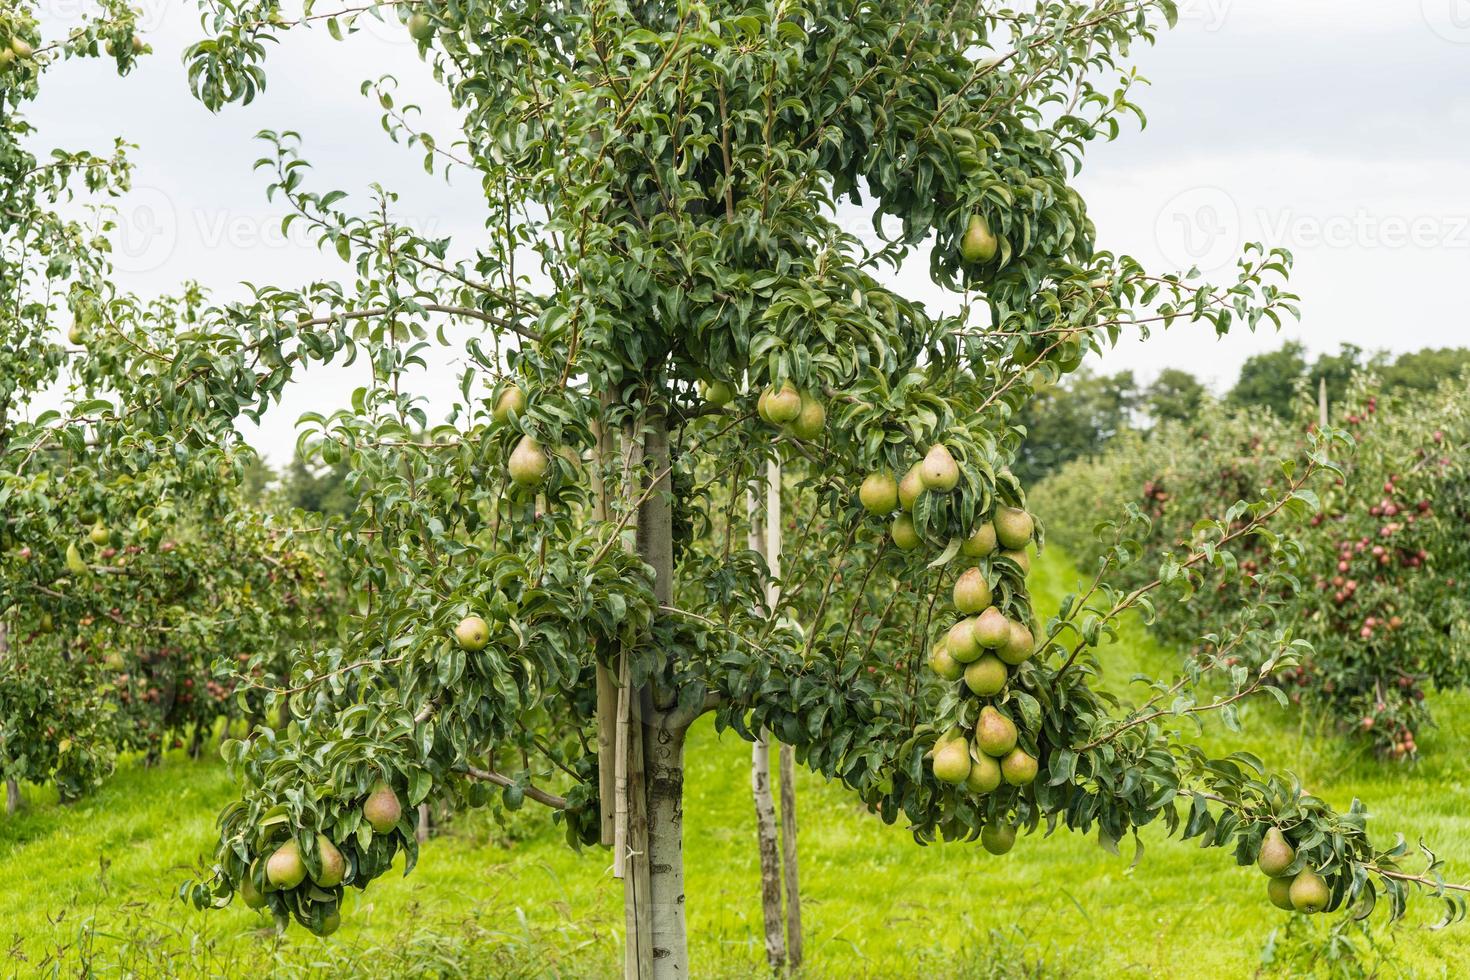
[167,0,1469,971]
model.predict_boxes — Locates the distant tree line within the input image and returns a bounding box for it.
[1013,344,1470,483]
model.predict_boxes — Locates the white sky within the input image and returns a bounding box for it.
[31,0,1470,464]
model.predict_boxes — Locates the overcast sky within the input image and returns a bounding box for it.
[31,0,1470,463]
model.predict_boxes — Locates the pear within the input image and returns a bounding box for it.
[1267,876,1295,911]
[975,706,1017,757]
[972,607,1010,649]
[961,522,998,558]
[1000,549,1031,576]
[952,568,993,615]
[508,435,549,487]
[240,869,267,909]
[491,385,526,423]
[890,514,920,551]
[928,637,964,681]
[89,522,110,546]
[931,737,971,785]
[960,214,998,264]
[918,444,960,492]
[788,392,826,440]
[980,823,1016,855]
[994,507,1035,550]
[946,618,982,664]
[700,380,736,407]
[963,654,1008,697]
[859,471,900,516]
[454,615,489,652]
[407,12,434,40]
[266,839,307,890]
[756,388,774,421]
[65,542,88,575]
[363,781,402,833]
[10,37,34,60]
[1289,868,1331,913]
[312,909,342,936]
[965,751,1002,794]
[313,835,347,887]
[1257,827,1295,877]
[68,318,86,346]
[898,463,925,511]
[997,621,1034,666]
[1000,748,1038,786]
[762,383,802,424]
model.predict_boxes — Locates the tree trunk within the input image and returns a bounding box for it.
[752,731,786,972]
[778,742,803,969]
[4,779,19,816]
[644,722,688,976]
[747,485,787,971]
[416,802,431,843]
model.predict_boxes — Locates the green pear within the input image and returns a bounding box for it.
[931,737,971,785]
[980,822,1016,855]
[311,908,342,936]
[491,385,526,423]
[859,471,899,516]
[313,835,346,887]
[965,750,1002,794]
[994,507,1034,550]
[89,522,110,546]
[898,463,925,511]
[10,37,34,60]
[963,654,1008,697]
[975,706,1017,757]
[947,618,982,664]
[454,615,489,652]
[952,567,992,615]
[762,383,802,424]
[1289,869,1330,913]
[960,214,998,264]
[961,522,997,557]
[1000,748,1038,786]
[407,12,434,40]
[1000,548,1031,576]
[788,392,826,440]
[1267,876,1295,911]
[266,839,306,890]
[363,781,402,833]
[240,869,267,909]
[972,607,1009,649]
[700,380,736,407]
[508,435,549,487]
[1257,827,1295,877]
[997,621,1034,666]
[928,637,964,681]
[890,514,920,551]
[918,444,959,492]
[65,541,88,575]
[68,318,86,345]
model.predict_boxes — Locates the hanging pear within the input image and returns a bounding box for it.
[919,444,959,492]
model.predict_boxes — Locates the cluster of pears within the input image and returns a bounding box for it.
[242,782,403,936]
[1258,827,1332,914]
[494,385,550,489]
[857,444,965,549]
[755,381,826,440]
[0,34,34,72]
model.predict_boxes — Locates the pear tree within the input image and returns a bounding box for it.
[152,0,1470,970]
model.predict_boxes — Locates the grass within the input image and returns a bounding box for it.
[3,546,1468,977]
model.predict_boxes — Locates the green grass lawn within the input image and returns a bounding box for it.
[3,547,1468,977]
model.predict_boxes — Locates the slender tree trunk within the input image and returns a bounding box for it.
[416,802,431,843]
[592,409,619,847]
[747,486,787,971]
[778,742,803,969]
[4,779,18,816]
[644,721,687,975]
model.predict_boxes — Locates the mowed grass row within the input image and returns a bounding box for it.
[2,546,1468,977]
